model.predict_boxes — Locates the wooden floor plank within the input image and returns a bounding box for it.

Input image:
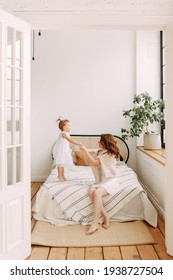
[148,224,173,260]
[31,182,43,210]
[137,245,159,260]
[31,182,42,200]
[120,246,140,260]
[153,244,173,260]
[31,217,37,231]
[67,247,85,260]
[157,216,165,236]
[85,247,103,260]
[48,247,67,260]
[28,246,50,260]
[148,226,165,246]
[103,246,122,260]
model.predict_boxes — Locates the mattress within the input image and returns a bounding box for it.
[32,164,157,227]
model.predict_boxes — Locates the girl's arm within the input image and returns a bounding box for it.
[62,132,82,146]
[80,145,100,166]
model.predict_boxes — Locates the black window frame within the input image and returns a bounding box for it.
[160,31,165,148]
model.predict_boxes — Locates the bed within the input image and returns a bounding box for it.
[32,135,157,228]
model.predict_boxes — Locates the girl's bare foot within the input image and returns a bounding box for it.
[63,175,67,181]
[58,176,66,182]
[86,224,98,235]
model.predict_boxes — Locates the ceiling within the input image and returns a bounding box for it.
[0,0,173,28]
[0,0,173,15]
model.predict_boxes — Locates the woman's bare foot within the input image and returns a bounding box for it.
[86,224,98,235]
[102,216,110,229]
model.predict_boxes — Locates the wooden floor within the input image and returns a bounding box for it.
[29,182,173,260]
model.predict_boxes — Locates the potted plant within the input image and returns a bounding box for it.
[121,92,165,150]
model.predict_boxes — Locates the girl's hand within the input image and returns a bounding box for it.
[77,142,83,147]
[79,144,87,151]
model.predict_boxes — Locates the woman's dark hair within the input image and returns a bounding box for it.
[100,134,120,159]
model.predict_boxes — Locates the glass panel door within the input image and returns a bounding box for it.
[6,27,23,186]
[0,8,30,260]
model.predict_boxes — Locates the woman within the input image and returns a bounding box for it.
[79,134,120,235]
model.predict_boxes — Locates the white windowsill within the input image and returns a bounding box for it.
[137,146,165,166]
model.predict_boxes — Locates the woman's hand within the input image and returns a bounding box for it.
[79,145,100,166]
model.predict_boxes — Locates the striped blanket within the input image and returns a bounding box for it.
[42,164,145,225]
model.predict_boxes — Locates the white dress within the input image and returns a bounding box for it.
[91,150,119,195]
[52,131,74,167]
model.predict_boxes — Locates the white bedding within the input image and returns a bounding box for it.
[32,163,158,227]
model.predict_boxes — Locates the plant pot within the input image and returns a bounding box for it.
[144,134,161,150]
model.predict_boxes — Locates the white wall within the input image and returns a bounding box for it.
[136,30,161,145]
[31,29,160,180]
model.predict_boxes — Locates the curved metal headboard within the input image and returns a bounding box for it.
[71,134,129,163]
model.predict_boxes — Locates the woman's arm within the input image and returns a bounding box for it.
[80,145,100,166]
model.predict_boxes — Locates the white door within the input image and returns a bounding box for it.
[0,9,30,259]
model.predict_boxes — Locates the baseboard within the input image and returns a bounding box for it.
[31,176,47,182]
[140,182,165,221]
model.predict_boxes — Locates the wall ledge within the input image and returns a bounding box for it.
[137,146,165,166]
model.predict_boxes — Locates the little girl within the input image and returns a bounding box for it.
[52,117,82,181]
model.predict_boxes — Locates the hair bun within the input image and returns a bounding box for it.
[56,116,63,122]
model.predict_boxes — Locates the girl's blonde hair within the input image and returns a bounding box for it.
[56,116,69,131]
[100,134,120,159]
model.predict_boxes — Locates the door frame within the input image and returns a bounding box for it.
[5,10,173,257]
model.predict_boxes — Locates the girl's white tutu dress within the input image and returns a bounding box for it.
[53,131,74,166]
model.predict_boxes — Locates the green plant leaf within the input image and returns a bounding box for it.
[121,92,165,139]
